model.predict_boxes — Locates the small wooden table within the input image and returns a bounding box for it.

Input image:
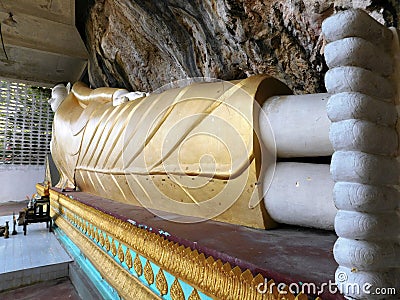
[21,197,52,235]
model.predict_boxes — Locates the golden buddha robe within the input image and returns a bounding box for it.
[51,75,291,228]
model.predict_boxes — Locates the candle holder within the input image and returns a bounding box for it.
[12,212,17,235]
[4,221,9,239]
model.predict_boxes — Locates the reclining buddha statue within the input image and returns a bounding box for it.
[49,75,337,229]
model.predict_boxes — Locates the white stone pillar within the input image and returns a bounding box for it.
[323,9,400,299]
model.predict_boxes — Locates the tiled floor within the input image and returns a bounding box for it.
[0,215,73,292]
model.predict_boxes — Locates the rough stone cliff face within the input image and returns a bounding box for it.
[79,0,399,94]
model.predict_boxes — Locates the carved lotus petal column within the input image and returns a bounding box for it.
[323,9,400,299]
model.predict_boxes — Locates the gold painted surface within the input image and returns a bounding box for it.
[49,190,313,300]
[144,260,155,285]
[117,243,124,263]
[125,248,133,269]
[105,234,110,251]
[51,205,158,300]
[99,232,105,247]
[36,183,49,197]
[71,81,126,107]
[155,269,168,296]
[94,229,99,242]
[51,76,292,229]
[171,279,185,300]
[188,289,201,300]
[134,254,143,276]
[111,238,117,257]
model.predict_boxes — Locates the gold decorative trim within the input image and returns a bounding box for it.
[155,269,168,296]
[134,254,143,276]
[105,234,111,251]
[144,260,154,285]
[125,248,133,269]
[51,207,158,300]
[49,189,314,300]
[89,225,93,238]
[171,278,185,300]
[99,232,105,247]
[111,238,117,257]
[94,229,99,243]
[117,243,124,263]
[188,289,201,300]
[35,183,49,197]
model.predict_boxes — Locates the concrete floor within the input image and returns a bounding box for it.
[0,201,82,300]
[0,277,80,300]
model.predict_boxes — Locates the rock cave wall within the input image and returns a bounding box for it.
[77,0,400,94]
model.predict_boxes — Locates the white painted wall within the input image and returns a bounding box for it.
[0,165,45,203]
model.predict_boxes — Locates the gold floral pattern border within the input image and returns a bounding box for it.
[36,183,48,197]
[48,188,316,300]
[52,206,157,299]
[51,192,207,300]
